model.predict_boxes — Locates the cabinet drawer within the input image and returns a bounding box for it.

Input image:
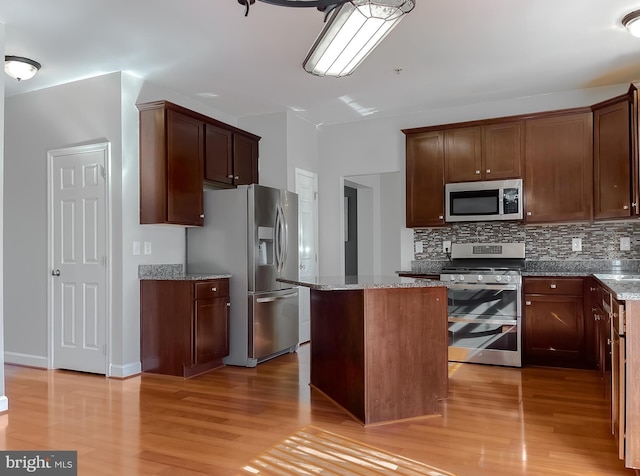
[195,279,229,299]
[524,277,583,296]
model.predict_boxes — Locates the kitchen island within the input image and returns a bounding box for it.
[278,275,449,425]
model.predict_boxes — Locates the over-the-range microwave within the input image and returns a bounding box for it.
[445,178,523,222]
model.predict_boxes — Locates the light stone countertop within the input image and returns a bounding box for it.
[138,264,231,281]
[278,275,448,291]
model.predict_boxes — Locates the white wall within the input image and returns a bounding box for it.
[317,82,631,277]
[3,73,238,376]
[0,22,7,411]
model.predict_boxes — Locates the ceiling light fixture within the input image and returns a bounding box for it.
[4,56,41,82]
[238,0,415,77]
[623,10,640,38]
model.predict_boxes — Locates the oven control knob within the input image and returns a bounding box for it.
[458,275,465,281]
[449,275,456,281]
[477,275,483,281]
[495,275,502,282]
[504,275,511,282]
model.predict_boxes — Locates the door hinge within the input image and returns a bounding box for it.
[100,165,106,179]
[314,192,318,200]
[102,344,107,355]
[102,256,107,266]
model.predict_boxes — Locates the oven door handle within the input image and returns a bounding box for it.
[448,283,519,291]
[448,317,518,326]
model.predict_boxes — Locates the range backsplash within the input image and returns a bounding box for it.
[413,221,640,261]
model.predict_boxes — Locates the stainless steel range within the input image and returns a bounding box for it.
[440,243,525,367]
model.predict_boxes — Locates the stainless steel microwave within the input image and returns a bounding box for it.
[445,179,523,222]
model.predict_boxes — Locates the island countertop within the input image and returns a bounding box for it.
[277,275,447,291]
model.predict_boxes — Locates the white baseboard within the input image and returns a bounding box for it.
[109,361,141,378]
[4,352,48,368]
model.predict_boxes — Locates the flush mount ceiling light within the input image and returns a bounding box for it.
[237,0,415,77]
[623,10,640,38]
[4,55,41,81]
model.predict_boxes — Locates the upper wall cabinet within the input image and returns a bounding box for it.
[524,110,593,224]
[404,130,446,227]
[593,95,632,220]
[139,105,204,226]
[138,101,260,226]
[204,123,259,187]
[444,121,523,183]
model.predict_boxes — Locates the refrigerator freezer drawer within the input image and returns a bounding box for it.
[249,289,299,361]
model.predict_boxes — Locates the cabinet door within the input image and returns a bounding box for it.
[166,110,204,225]
[233,134,259,185]
[483,121,523,180]
[405,131,445,227]
[204,123,233,185]
[194,297,230,365]
[444,127,482,182]
[524,295,585,367]
[524,112,593,223]
[593,100,632,219]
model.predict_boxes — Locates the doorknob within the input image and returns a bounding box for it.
[52,269,61,276]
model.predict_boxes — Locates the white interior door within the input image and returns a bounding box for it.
[295,168,318,344]
[49,143,110,374]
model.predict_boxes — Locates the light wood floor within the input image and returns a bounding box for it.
[0,343,635,475]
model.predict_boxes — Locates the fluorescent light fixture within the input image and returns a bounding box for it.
[303,0,414,77]
[4,55,41,81]
[623,10,640,38]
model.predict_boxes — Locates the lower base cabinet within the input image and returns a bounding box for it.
[140,278,230,377]
[523,277,587,368]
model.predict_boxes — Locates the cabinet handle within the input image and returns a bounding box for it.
[234,176,239,180]
[228,174,234,179]
[527,211,532,216]
[595,315,600,321]
[486,169,491,174]
[633,202,637,207]
[550,284,557,289]
[200,214,205,218]
[475,170,480,174]
[624,205,629,210]
[226,302,231,307]
[525,301,531,305]
[211,287,217,292]
[590,287,596,291]
[438,215,444,220]
[592,307,597,312]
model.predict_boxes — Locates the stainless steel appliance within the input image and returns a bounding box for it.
[440,242,525,367]
[186,184,299,367]
[445,179,523,222]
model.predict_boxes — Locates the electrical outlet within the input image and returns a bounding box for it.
[443,240,452,253]
[133,241,141,256]
[571,238,582,252]
[414,241,424,253]
[621,237,631,251]
[144,241,152,255]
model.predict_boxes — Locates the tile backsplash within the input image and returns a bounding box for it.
[413,221,640,261]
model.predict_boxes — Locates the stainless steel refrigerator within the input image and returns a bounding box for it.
[186,184,299,367]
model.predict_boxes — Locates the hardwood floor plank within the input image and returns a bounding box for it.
[1,344,635,475]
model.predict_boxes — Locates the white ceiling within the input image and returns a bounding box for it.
[3,0,640,126]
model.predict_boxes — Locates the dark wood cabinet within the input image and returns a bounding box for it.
[444,122,523,183]
[523,277,587,368]
[204,124,259,187]
[524,111,593,223]
[444,126,482,182]
[139,106,204,226]
[140,278,230,377]
[404,130,446,227]
[593,96,633,219]
[138,100,260,225]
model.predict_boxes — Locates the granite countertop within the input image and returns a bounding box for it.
[138,264,231,281]
[277,275,447,291]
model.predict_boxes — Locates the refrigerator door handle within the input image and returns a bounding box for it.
[274,205,283,273]
[256,292,298,303]
[280,204,288,272]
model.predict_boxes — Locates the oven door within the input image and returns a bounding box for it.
[447,283,522,367]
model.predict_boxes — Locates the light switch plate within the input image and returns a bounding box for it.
[621,237,631,251]
[144,241,152,255]
[571,238,582,252]
[414,241,424,253]
[133,241,141,256]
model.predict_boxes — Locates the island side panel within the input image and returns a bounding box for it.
[626,299,640,469]
[364,286,448,424]
[310,289,365,423]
